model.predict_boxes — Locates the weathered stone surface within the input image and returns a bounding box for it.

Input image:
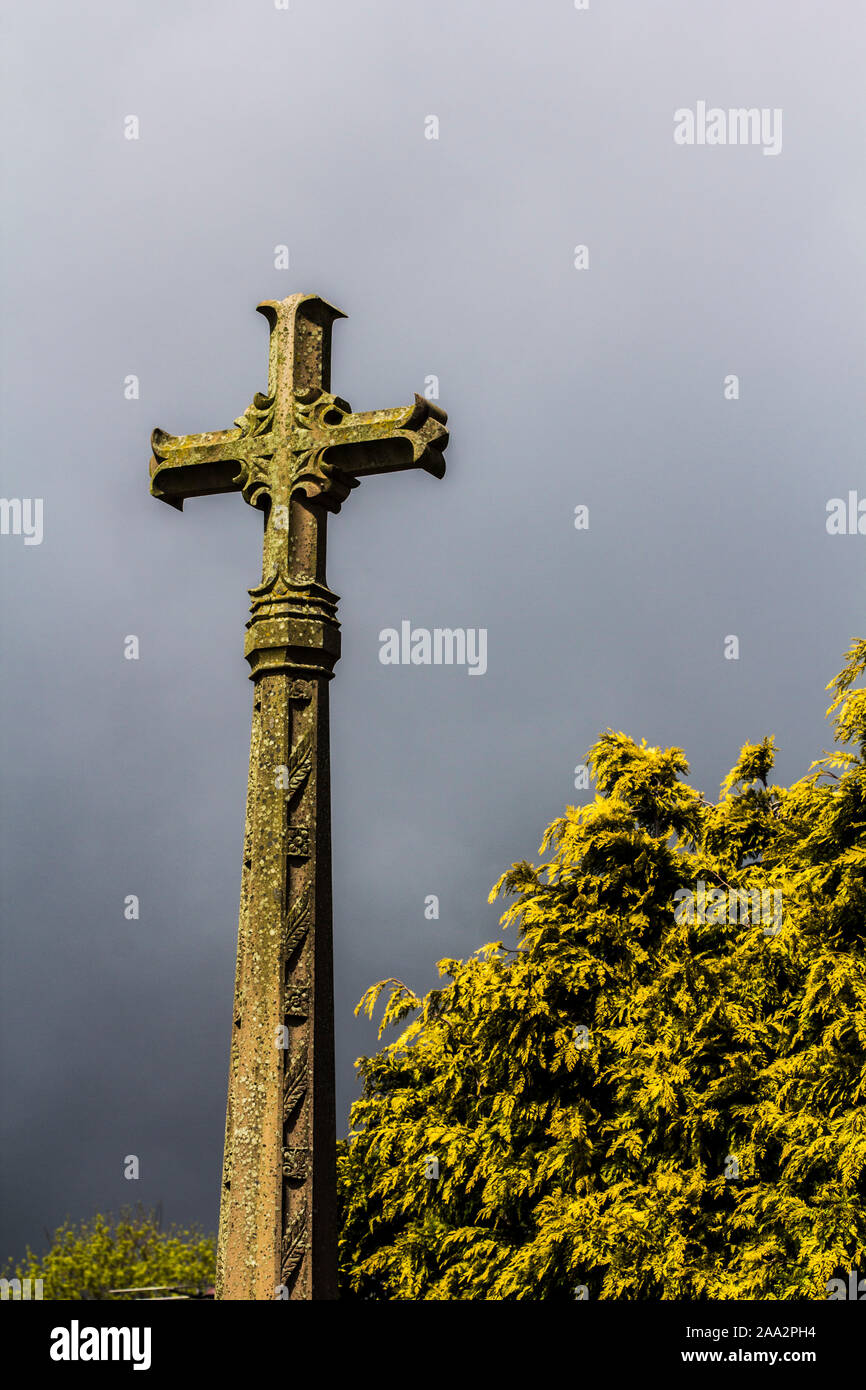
[149,295,448,1299]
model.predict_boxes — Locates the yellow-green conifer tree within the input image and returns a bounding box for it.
[338,641,866,1299]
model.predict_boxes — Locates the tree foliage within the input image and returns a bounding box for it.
[337,640,866,1299]
[3,1207,215,1300]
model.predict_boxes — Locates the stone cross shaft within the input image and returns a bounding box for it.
[149,294,448,1299]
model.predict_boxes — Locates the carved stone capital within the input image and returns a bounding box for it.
[244,568,341,679]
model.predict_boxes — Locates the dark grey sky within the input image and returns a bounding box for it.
[1,0,863,1260]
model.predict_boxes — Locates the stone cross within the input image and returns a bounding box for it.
[149,294,448,1299]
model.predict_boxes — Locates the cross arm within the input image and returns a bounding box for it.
[329,395,448,480]
[149,393,275,510]
[291,391,448,507]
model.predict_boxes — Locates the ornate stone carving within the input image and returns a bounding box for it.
[285,732,312,802]
[290,388,360,510]
[284,886,311,957]
[234,391,277,439]
[280,1204,309,1285]
[284,984,310,1019]
[282,1045,308,1121]
[282,1146,310,1183]
[286,825,310,858]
